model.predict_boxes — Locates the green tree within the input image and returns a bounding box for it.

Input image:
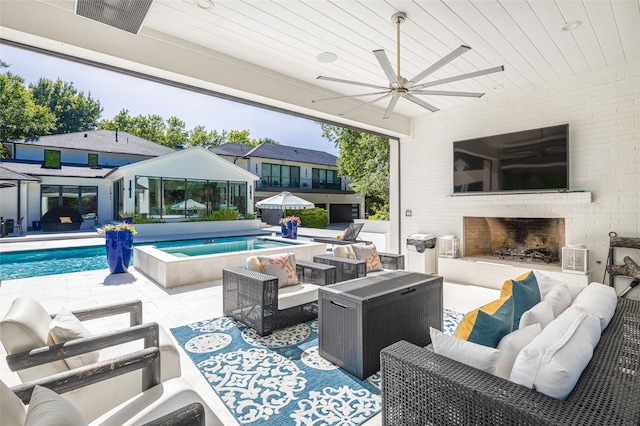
[258,137,280,145]
[29,77,102,133]
[165,116,189,148]
[98,109,167,144]
[227,129,258,145]
[321,124,390,219]
[0,62,56,157]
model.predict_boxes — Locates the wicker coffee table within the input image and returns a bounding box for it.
[318,270,443,379]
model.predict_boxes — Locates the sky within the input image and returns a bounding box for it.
[2,44,339,155]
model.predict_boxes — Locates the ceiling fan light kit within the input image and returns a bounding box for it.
[313,12,505,119]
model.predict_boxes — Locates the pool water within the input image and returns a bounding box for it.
[0,236,292,281]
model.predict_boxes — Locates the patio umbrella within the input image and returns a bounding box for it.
[255,191,313,210]
[171,198,206,210]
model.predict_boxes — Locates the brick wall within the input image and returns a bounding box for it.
[397,59,639,282]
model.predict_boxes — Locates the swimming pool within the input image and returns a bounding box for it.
[0,236,304,281]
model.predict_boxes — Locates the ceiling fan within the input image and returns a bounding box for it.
[312,12,505,119]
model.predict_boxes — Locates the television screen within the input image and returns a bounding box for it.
[453,124,568,194]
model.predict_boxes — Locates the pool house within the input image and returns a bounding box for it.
[0,131,259,231]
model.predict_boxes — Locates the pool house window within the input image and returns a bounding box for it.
[261,163,300,188]
[41,185,98,220]
[135,176,248,219]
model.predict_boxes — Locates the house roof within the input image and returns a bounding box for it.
[3,130,176,157]
[0,165,41,182]
[0,161,115,179]
[111,146,259,182]
[211,143,338,167]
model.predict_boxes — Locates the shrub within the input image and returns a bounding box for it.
[286,207,328,228]
[212,208,239,221]
[243,213,256,220]
[132,214,164,224]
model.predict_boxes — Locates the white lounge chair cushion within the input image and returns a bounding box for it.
[91,378,222,426]
[571,282,617,331]
[0,297,69,381]
[25,385,86,426]
[1,380,27,426]
[430,327,500,375]
[49,308,100,369]
[278,283,320,311]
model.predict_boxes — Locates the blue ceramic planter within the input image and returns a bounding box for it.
[281,222,298,239]
[105,230,134,274]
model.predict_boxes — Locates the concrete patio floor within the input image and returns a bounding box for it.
[0,227,499,425]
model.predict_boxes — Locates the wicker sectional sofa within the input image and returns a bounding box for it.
[380,296,640,425]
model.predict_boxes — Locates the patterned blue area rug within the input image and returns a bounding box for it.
[170,309,463,425]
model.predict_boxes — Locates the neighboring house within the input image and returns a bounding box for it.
[211,143,364,224]
[0,130,258,233]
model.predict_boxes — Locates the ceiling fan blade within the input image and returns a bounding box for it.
[312,91,390,103]
[404,94,440,112]
[383,96,400,119]
[411,90,484,98]
[373,49,400,86]
[408,45,471,86]
[412,66,505,89]
[317,76,388,90]
[339,93,392,116]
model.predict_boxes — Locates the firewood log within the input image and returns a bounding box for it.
[610,237,640,249]
[609,256,640,281]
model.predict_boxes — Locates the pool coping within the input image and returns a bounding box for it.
[134,237,328,288]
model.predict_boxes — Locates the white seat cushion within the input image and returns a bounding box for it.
[495,324,541,379]
[571,282,617,331]
[509,307,601,400]
[25,385,86,426]
[277,283,320,310]
[91,378,222,426]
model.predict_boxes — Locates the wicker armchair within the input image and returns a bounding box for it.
[223,260,336,336]
[380,297,640,426]
[313,252,405,282]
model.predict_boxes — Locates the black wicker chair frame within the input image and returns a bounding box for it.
[380,297,640,426]
[41,206,84,232]
[223,260,336,336]
[313,252,405,282]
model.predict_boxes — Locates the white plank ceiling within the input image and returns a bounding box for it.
[140,0,640,118]
[2,0,639,122]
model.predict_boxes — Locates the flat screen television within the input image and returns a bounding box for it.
[453,124,569,194]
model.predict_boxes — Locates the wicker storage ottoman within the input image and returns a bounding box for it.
[318,270,442,379]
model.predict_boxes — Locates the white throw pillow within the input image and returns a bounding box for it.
[533,271,584,301]
[495,324,541,380]
[25,385,87,426]
[519,300,555,330]
[430,327,501,375]
[49,308,99,370]
[572,282,617,331]
[509,307,601,400]
[542,283,572,317]
[332,246,352,259]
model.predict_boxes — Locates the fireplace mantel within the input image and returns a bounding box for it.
[448,191,591,206]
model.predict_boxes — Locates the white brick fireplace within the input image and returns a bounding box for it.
[394,59,639,290]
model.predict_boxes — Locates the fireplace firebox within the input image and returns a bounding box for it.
[464,217,565,264]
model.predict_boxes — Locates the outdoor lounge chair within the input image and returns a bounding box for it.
[312,222,372,245]
[223,258,336,336]
[313,250,405,282]
[0,297,181,422]
[40,206,84,232]
[0,322,222,425]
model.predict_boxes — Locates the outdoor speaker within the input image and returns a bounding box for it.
[562,245,589,274]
